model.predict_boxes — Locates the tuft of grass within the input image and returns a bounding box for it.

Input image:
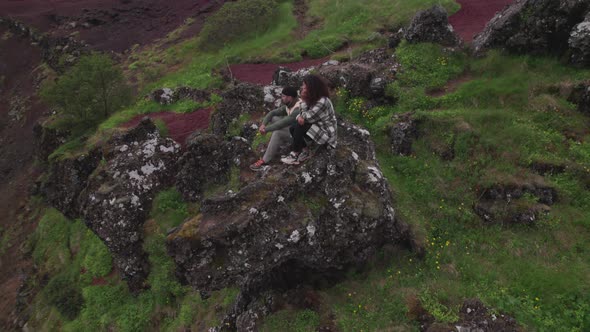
[150,187,190,234]
[260,309,320,332]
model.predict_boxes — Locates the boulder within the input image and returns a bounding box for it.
[319,49,399,100]
[40,148,102,218]
[473,0,590,65]
[404,5,460,46]
[175,133,254,202]
[568,80,590,114]
[320,63,375,98]
[210,83,264,136]
[79,119,181,292]
[271,66,313,88]
[167,120,413,330]
[569,13,590,66]
[271,50,400,101]
[388,112,419,156]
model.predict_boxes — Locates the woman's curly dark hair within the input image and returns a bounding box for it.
[302,74,330,107]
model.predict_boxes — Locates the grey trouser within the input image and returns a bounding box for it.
[263,116,292,163]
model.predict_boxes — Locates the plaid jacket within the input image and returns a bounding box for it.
[299,97,337,148]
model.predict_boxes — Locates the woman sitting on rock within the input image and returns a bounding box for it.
[281,74,337,165]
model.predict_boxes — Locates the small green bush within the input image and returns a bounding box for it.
[199,0,279,51]
[44,273,84,320]
[41,53,133,135]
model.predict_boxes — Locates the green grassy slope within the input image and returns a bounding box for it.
[28,0,590,331]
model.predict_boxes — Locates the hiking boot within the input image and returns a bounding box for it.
[297,148,312,163]
[250,159,267,171]
[281,151,300,165]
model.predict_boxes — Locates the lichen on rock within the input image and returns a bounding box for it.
[79,118,181,292]
[167,119,413,330]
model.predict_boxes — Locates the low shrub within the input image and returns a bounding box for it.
[41,53,133,136]
[44,273,84,320]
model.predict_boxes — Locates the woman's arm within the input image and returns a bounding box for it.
[300,97,328,123]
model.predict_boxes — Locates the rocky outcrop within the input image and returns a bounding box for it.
[473,0,590,66]
[403,5,460,46]
[569,13,590,66]
[568,80,590,114]
[271,49,400,101]
[167,120,413,330]
[474,180,557,225]
[40,148,102,218]
[175,133,254,202]
[149,87,211,105]
[271,66,315,88]
[0,17,89,72]
[388,112,419,156]
[210,83,264,136]
[414,298,519,332]
[79,119,181,292]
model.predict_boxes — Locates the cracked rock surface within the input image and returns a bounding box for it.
[167,120,413,330]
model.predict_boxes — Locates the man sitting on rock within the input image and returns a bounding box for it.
[250,86,301,171]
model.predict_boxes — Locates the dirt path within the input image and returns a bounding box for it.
[449,0,514,42]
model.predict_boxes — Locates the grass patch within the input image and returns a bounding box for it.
[260,309,320,332]
[322,49,590,331]
[150,187,190,233]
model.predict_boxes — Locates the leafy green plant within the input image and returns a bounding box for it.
[41,53,133,135]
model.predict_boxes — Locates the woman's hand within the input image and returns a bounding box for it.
[297,116,305,125]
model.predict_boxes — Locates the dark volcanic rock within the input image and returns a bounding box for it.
[175,133,255,202]
[569,13,590,66]
[388,112,419,156]
[473,0,590,65]
[271,49,400,101]
[320,63,375,98]
[167,121,412,330]
[149,86,211,105]
[271,66,313,88]
[210,83,264,136]
[40,148,102,218]
[79,119,181,292]
[417,298,519,332]
[0,17,90,72]
[404,5,460,46]
[32,121,70,163]
[568,80,590,114]
[474,180,557,225]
